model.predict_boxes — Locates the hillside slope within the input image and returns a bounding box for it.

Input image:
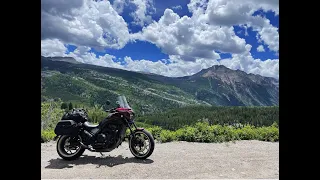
[41,56,279,113]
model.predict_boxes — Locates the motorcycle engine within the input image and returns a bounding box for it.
[97,134,107,142]
[94,124,119,148]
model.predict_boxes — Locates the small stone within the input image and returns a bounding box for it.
[232,168,235,171]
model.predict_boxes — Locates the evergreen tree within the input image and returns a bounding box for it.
[61,102,68,109]
[68,102,73,110]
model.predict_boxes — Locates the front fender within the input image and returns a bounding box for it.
[135,127,144,131]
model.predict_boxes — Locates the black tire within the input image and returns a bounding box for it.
[56,135,85,161]
[129,129,155,159]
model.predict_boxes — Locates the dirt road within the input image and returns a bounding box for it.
[41,140,279,179]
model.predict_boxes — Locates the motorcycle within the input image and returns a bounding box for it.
[53,95,155,160]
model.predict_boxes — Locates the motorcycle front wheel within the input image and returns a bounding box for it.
[56,135,85,161]
[129,129,155,159]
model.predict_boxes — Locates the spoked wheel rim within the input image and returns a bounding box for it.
[59,136,82,157]
[130,131,151,158]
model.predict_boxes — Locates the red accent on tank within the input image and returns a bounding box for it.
[116,108,131,112]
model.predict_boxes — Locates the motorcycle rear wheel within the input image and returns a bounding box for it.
[57,135,85,161]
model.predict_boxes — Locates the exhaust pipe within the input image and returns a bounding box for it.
[79,142,95,151]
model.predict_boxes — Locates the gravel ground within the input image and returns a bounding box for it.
[41,140,279,179]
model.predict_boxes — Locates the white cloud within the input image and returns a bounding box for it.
[112,0,128,14]
[132,9,246,61]
[171,5,182,10]
[123,56,220,77]
[130,0,156,27]
[204,0,278,25]
[41,0,130,49]
[41,0,279,79]
[219,46,278,79]
[257,45,265,52]
[68,46,123,69]
[220,57,279,79]
[128,0,279,78]
[203,0,279,52]
[40,39,278,79]
[41,39,67,57]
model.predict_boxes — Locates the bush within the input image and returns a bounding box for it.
[256,126,279,142]
[41,101,65,130]
[234,125,259,140]
[86,105,108,124]
[175,126,196,142]
[159,130,177,142]
[41,130,56,143]
[148,122,279,143]
[147,126,163,140]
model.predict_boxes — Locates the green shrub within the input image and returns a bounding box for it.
[86,105,108,124]
[175,126,197,142]
[234,124,259,140]
[151,122,278,143]
[256,126,279,142]
[41,101,65,130]
[41,130,56,143]
[159,130,177,142]
[146,126,163,140]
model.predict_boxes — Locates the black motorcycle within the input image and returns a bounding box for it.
[54,95,155,160]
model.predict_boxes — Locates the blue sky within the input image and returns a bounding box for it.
[41,0,279,79]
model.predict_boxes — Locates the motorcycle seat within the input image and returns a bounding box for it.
[83,122,99,130]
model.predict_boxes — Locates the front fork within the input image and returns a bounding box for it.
[126,120,144,140]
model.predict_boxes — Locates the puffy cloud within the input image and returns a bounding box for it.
[41,0,279,79]
[130,0,156,27]
[68,46,123,69]
[41,39,67,57]
[123,56,220,77]
[132,9,246,61]
[41,0,130,49]
[221,57,279,79]
[171,5,182,10]
[112,0,128,14]
[204,0,278,26]
[131,0,279,61]
[40,39,278,79]
[203,0,279,52]
[219,47,279,79]
[257,45,265,52]
[128,0,279,77]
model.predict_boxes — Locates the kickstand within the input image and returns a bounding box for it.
[100,152,105,157]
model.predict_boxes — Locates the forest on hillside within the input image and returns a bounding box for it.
[135,106,279,130]
[41,100,279,143]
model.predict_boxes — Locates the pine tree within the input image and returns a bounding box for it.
[68,102,73,110]
[61,102,68,109]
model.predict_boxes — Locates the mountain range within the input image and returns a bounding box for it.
[41,56,279,114]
